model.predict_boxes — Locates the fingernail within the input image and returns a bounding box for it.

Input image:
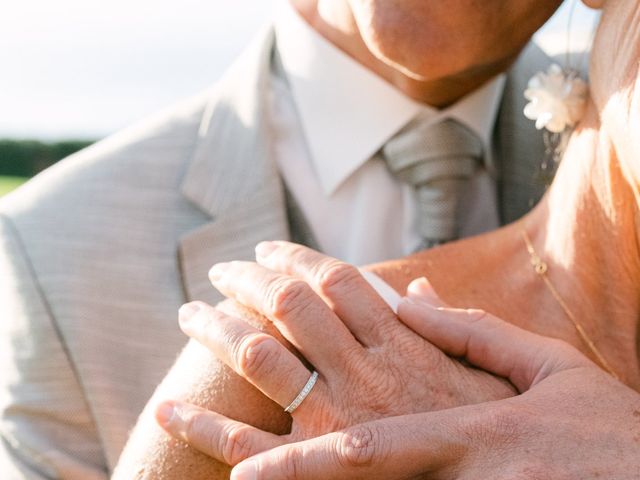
[155,401,176,427]
[209,262,231,283]
[255,241,278,260]
[400,295,436,310]
[407,277,431,296]
[232,461,258,480]
[179,302,201,324]
[400,296,418,306]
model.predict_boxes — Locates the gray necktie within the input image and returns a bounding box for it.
[382,118,483,249]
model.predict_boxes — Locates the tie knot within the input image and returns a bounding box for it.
[381,118,484,246]
[382,118,483,185]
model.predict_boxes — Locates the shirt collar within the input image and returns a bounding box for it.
[275,1,505,195]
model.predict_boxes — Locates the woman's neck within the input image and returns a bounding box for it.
[525,101,640,382]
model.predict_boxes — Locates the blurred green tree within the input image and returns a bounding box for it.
[0,139,94,177]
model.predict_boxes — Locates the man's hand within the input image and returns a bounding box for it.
[163,279,640,479]
[155,242,515,451]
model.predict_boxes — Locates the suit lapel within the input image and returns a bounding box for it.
[178,198,290,304]
[178,26,290,304]
[495,42,553,224]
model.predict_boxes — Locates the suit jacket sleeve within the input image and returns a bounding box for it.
[0,214,107,480]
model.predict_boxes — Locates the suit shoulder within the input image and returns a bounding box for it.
[507,42,553,88]
[507,42,589,87]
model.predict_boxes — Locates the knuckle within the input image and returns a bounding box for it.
[513,463,555,480]
[219,423,256,465]
[183,411,229,459]
[344,358,400,416]
[268,278,313,318]
[460,310,493,356]
[316,262,362,297]
[493,462,555,480]
[465,405,528,451]
[208,306,230,324]
[464,308,490,326]
[279,448,303,480]
[492,407,526,443]
[337,424,384,468]
[288,243,312,263]
[546,337,583,363]
[237,334,280,378]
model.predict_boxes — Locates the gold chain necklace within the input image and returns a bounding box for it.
[521,231,619,380]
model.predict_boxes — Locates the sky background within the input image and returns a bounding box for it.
[0,0,599,140]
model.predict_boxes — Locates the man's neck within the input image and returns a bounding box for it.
[290,0,510,108]
[527,102,640,383]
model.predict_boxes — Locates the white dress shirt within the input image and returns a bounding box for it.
[271,1,506,265]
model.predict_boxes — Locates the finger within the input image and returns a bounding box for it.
[155,400,285,466]
[208,261,363,370]
[179,302,318,410]
[397,281,590,391]
[406,276,449,307]
[230,409,480,480]
[254,241,399,346]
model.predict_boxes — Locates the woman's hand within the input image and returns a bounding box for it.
[155,242,515,451]
[160,279,640,479]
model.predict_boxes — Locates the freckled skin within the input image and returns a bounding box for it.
[112,301,293,479]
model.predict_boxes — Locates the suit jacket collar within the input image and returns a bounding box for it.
[494,41,553,224]
[181,26,281,218]
[178,26,290,304]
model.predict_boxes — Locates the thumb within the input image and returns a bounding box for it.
[155,400,285,466]
[398,278,591,391]
[230,409,480,480]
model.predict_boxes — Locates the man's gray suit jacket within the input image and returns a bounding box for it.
[0,27,551,478]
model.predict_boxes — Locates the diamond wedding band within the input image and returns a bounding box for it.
[284,370,319,414]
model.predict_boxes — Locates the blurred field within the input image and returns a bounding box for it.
[0,176,27,197]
